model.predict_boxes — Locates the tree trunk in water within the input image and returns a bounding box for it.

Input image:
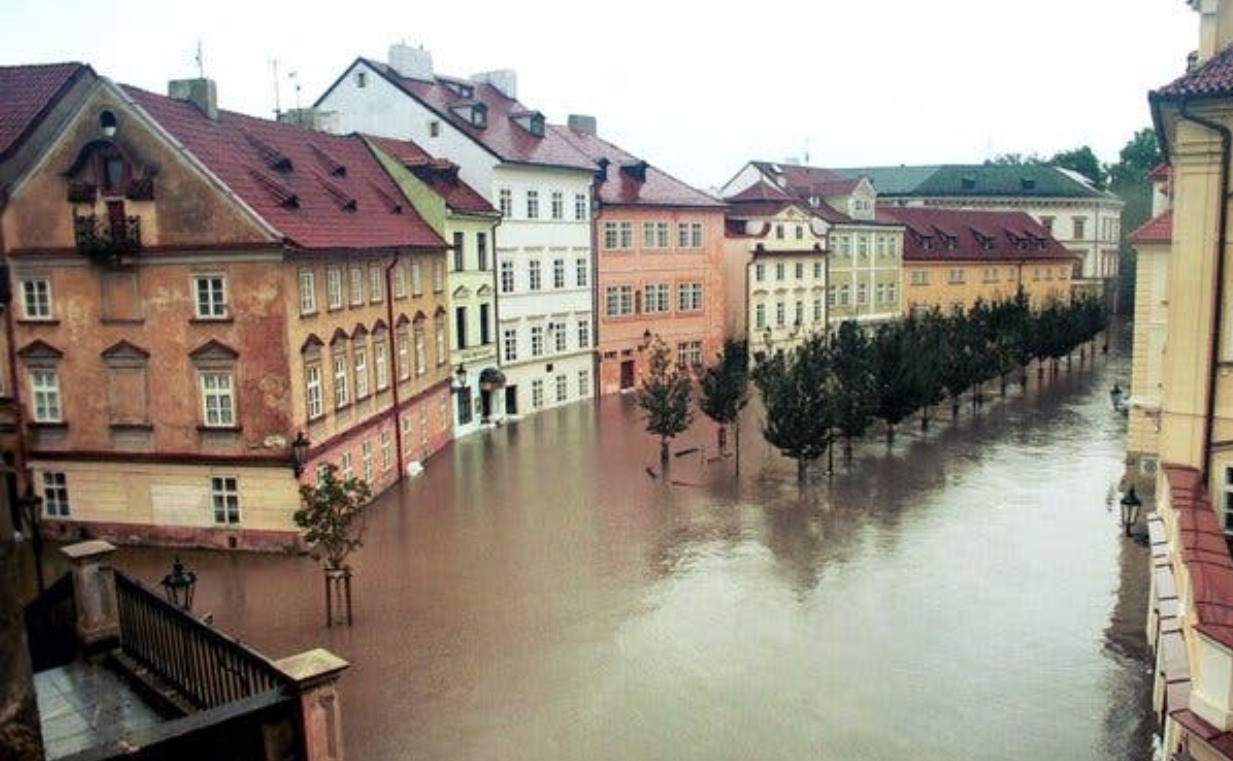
[1000,374,1007,396]
[921,406,930,431]
[843,437,853,462]
[797,458,808,485]
[1037,363,1044,380]
[734,424,741,477]
[951,399,960,420]
[660,440,670,466]
[717,425,728,455]
[886,424,895,446]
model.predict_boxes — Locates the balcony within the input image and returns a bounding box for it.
[72,212,141,264]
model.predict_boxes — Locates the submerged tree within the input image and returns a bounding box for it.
[699,339,750,469]
[295,463,373,626]
[871,322,919,444]
[831,321,875,457]
[753,335,834,484]
[638,338,694,465]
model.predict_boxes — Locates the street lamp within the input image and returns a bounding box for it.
[291,431,310,478]
[1110,383,1124,411]
[1120,486,1143,537]
[452,364,467,392]
[162,557,197,612]
[16,483,44,593]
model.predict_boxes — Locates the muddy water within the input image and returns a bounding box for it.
[64,340,1149,761]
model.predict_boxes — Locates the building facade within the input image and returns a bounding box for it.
[555,117,727,393]
[316,45,598,417]
[879,207,1076,314]
[366,135,503,436]
[0,74,450,548]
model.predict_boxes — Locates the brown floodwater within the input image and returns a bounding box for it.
[28,335,1152,761]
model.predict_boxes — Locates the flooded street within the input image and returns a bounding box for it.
[33,338,1150,761]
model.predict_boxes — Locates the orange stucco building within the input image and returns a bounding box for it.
[559,119,727,393]
[0,71,451,549]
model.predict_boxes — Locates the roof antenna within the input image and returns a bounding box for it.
[271,59,282,119]
[288,69,302,111]
[195,41,205,78]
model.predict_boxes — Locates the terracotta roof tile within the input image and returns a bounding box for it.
[1128,210,1172,245]
[0,62,90,161]
[124,85,445,252]
[1155,45,1233,100]
[1164,465,1233,652]
[364,134,494,215]
[556,127,723,208]
[879,207,1074,263]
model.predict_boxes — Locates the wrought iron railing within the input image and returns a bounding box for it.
[114,572,291,710]
[72,212,142,261]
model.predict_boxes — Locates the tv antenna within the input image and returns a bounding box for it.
[288,69,302,111]
[271,59,282,118]
[195,41,205,78]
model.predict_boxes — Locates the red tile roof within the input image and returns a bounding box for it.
[1128,210,1172,245]
[124,86,445,252]
[360,59,594,172]
[0,62,91,161]
[363,134,495,215]
[879,207,1075,263]
[1148,163,1171,181]
[556,127,723,208]
[1154,45,1233,100]
[1163,466,1233,651]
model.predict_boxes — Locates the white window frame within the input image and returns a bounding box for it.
[210,476,241,525]
[369,264,384,302]
[299,270,317,315]
[306,363,324,420]
[354,346,370,399]
[501,260,515,293]
[193,274,228,319]
[349,266,364,306]
[327,268,343,309]
[42,471,69,517]
[30,368,62,423]
[503,328,518,363]
[21,277,52,320]
[374,339,390,391]
[530,325,544,357]
[577,319,590,349]
[199,371,236,427]
[576,258,588,288]
[333,353,350,408]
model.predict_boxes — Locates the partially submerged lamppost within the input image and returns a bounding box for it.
[1120,486,1143,537]
[17,483,44,593]
[1110,383,1124,412]
[161,557,197,612]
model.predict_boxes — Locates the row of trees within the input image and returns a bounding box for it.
[639,293,1108,483]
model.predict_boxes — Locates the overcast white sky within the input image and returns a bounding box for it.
[1,0,1198,189]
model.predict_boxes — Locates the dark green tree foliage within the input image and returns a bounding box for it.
[938,307,983,417]
[831,322,875,453]
[905,310,946,428]
[753,335,834,483]
[699,339,750,455]
[1049,145,1107,189]
[871,322,919,443]
[638,338,694,464]
[294,463,373,571]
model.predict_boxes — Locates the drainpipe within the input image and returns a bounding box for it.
[1178,102,1231,487]
[385,252,404,482]
[0,194,28,494]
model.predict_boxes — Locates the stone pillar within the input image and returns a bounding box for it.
[0,483,44,760]
[275,648,350,761]
[60,540,120,653]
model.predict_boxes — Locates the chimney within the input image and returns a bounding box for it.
[278,108,340,133]
[568,114,597,135]
[168,78,218,120]
[471,70,517,100]
[389,43,434,81]
[1192,0,1233,63]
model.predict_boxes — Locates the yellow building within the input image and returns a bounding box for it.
[880,207,1075,315]
[1144,2,1233,757]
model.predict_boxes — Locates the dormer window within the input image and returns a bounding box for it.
[443,80,475,99]
[511,111,545,137]
[355,71,368,88]
[961,175,976,190]
[450,102,487,129]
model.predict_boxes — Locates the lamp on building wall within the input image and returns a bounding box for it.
[1119,487,1143,537]
[291,431,311,478]
[16,483,45,593]
[639,329,653,350]
[451,364,467,393]
[1110,383,1124,412]
[162,557,197,612]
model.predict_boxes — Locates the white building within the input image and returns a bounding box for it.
[316,45,597,417]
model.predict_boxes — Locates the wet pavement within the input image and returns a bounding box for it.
[25,335,1151,761]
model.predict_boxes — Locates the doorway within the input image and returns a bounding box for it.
[505,385,518,416]
[620,360,636,391]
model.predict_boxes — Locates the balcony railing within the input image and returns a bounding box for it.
[72,212,141,263]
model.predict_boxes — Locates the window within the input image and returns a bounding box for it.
[420,406,429,445]
[432,260,445,292]
[814,262,823,279]
[887,283,897,302]
[776,302,785,327]
[578,369,590,397]
[30,369,61,423]
[21,278,52,320]
[480,304,491,345]
[876,283,886,303]
[354,70,368,88]
[529,260,542,291]
[775,223,785,240]
[555,373,568,403]
[795,262,804,280]
[755,264,765,283]
[755,303,766,329]
[876,236,887,258]
[501,260,515,293]
[374,338,389,391]
[333,353,350,407]
[576,258,588,287]
[813,298,823,323]
[574,193,589,221]
[397,328,411,380]
[645,283,671,313]
[644,222,670,249]
[554,324,567,353]
[857,283,868,305]
[677,341,702,368]
[455,307,468,351]
[776,263,785,281]
[341,452,354,482]
[306,364,324,420]
[347,267,363,306]
[551,191,564,220]
[435,320,446,365]
[1040,216,1054,234]
[606,285,634,316]
[453,232,465,272]
[795,225,804,241]
[299,271,317,314]
[553,259,566,289]
[858,236,869,258]
[42,472,69,517]
[526,190,540,219]
[677,282,702,312]
[414,326,426,375]
[380,428,393,472]
[948,269,966,284]
[531,325,544,357]
[1224,466,1233,530]
[499,189,513,217]
[428,120,440,137]
[477,232,489,271]
[1073,217,1087,239]
[840,285,850,306]
[362,440,374,483]
[411,261,423,296]
[503,328,518,362]
[193,275,227,319]
[354,347,369,399]
[200,371,235,427]
[577,319,590,349]
[369,264,383,302]
[827,287,836,307]
[603,222,634,250]
[532,379,544,409]
[910,270,929,286]
[211,476,240,525]
[677,222,703,249]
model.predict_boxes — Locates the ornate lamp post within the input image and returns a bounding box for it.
[451,364,467,392]
[16,483,44,593]
[291,431,311,478]
[1120,486,1143,537]
[161,557,197,612]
